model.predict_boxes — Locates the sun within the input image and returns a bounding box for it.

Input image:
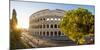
[16,24,29,29]
[16,25,21,29]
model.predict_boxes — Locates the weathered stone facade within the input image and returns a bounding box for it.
[29,9,68,40]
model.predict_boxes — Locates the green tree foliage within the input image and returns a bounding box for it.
[59,8,94,44]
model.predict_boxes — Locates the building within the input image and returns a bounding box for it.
[29,9,68,40]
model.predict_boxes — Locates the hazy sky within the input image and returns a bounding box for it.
[10,1,95,28]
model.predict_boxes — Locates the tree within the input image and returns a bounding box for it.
[10,9,17,30]
[10,9,22,49]
[59,8,94,44]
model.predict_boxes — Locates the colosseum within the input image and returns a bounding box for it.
[29,9,68,40]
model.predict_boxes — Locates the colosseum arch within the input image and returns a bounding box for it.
[50,24,53,28]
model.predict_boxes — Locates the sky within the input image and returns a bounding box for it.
[10,1,95,29]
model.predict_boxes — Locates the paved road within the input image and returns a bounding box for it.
[20,32,76,48]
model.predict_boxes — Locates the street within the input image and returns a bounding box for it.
[20,32,76,48]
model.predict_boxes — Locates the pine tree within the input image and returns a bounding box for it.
[10,9,17,31]
[10,9,21,49]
